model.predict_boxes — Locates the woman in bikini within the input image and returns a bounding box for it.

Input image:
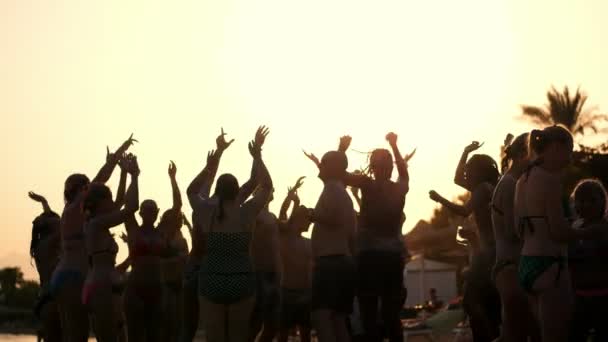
[430,141,501,342]
[491,133,540,342]
[52,135,136,342]
[121,157,183,342]
[191,126,273,342]
[515,126,605,342]
[28,192,62,342]
[82,154,140,342]
[158,162,189,342]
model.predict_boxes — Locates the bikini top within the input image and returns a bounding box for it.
[132,230,165,259]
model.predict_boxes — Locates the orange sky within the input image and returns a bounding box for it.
[2,0,608,280]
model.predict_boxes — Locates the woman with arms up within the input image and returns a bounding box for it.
[195,126,273,342]
[183,128,235,342]
[82,154,140,342]
[336,133,410,342]
[29,192,62,342]
[52,135,136,342]
[429,141,501,342]
[122,158,183,342]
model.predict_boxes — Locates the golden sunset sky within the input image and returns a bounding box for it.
[2,0,608,279]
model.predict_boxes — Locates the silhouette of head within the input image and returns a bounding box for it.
[501,133,530,173]
[64,173,90,204]
[289,205,312,233]
[83,183,114,219]
[31,211,60,258]
[529,125,573,170]
[572,179,607,222]
[319,151,348,183]
[140,200,159,226]
[464,154,499,187]
[159,208,183,235]
[369,149,393,181]
[214,174,240,222]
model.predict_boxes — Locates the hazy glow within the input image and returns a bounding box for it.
[2,0,608,279]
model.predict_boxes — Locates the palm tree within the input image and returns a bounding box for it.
[521,86,607,135]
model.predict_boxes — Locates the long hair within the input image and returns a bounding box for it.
[466,154,500,186]
[82,183,113,219]
[214,174,239,222]
[30,211,60,259]
[64,173,90,204]
[529,125,573,156]
[501,133,530,174]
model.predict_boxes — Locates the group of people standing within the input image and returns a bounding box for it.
[27,124,608,342]
[27,127,411,342]
[430,125,608,342]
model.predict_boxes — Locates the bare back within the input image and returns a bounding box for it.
[515,167,567,256]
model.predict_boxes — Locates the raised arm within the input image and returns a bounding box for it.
[243,127,273,218]
[429,190,473,217]
[279,177,305,221]
[93,134,137,184]
[28,192,52,214]
[454,141,483,191]
[237,158,259,205]
[114,158,128,208]
[168,161,182,211]
[386,132,410,193]
[91,155,140,229]
[188,129,234,205]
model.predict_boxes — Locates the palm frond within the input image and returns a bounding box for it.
[521,105,551,125]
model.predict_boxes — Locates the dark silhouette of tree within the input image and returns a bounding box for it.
[521,86,607,136]
[0,267,40,308]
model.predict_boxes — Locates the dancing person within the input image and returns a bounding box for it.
[514,126,607,342]
[568,179,608,341]
[193,126,273,342]
[82,154,140,342]
[491,133,540,342]
[123,158,183,342]
[185,129,236,342]
[52,135,136,342]
[309,150,357,342]
[29,192,62,342]
[159,162,189,342]
[429,141,501,342]
[249,191,282,342]
[277,179,312,342]
[336,133,410,342]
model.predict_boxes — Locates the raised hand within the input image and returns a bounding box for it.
[339,135,352,152]
[117,153,128,171]
[429,190,442,203]
[168,161,177,179]
[116,133,138,156]
[106,146,117,164]
[254,126,270,149]
[249,141,261,159]
[216,128,235,152]
[303,150,320,167]
[385,132,398,146]
[464,141,484,154]
[123,154,140,176]
[28,192,47,203]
